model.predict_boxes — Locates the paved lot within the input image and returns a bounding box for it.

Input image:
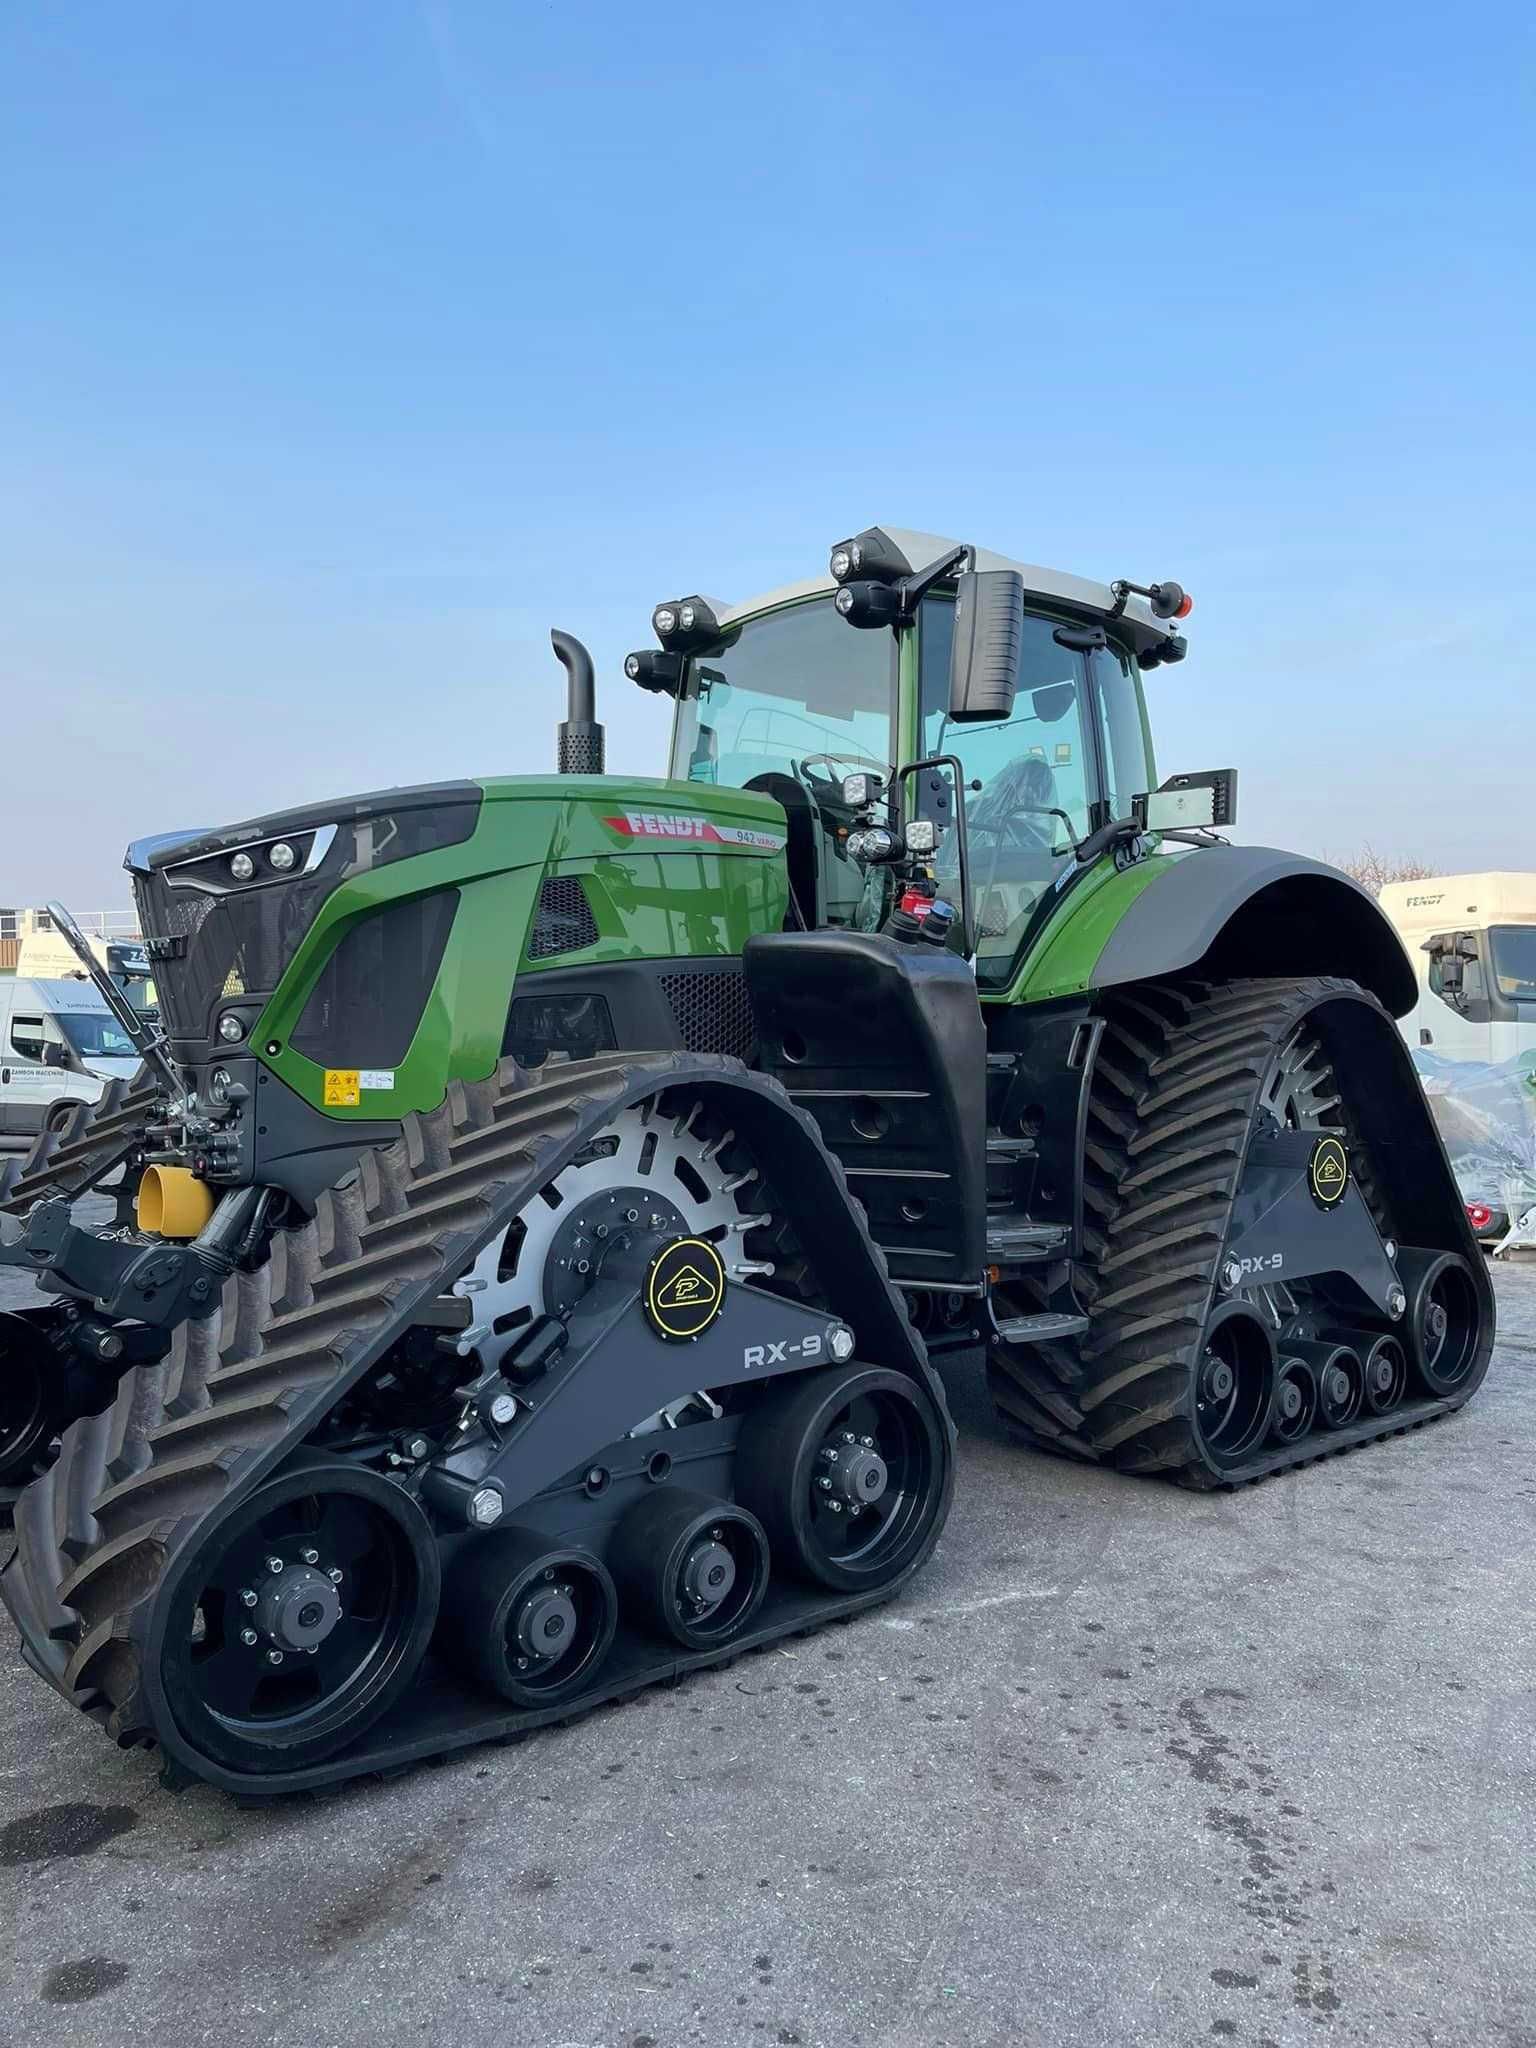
[2,1246,1533,2048]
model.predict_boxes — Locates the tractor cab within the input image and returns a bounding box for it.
[643,527,1193,993]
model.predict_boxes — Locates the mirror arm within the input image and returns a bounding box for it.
[894,545,971,622]
[44,900,179,1096]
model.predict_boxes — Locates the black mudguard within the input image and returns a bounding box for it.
[1092,847,1418,1019]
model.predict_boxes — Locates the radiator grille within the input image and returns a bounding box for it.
[660,969,756,1061]
[528,876,599,960]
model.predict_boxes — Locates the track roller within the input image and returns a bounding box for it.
[0,1313,56,1488]
[1292,1340,1364,1429]
[157,1462,440,1773]
[614,1489,770,1649]
[439,1529,618,1706]
[737,1364,952,1593]
[1192,1304,1276,1472]
[1271,1358,1317,1443]
[1360,1333,1408,1415]
[1397,1250,1481,1396]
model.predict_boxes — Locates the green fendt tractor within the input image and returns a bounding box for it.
[0,525,1492,1794]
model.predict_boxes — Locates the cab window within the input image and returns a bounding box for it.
[9,1015,47,1063]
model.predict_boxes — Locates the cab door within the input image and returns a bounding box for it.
[2,1006,67,1134]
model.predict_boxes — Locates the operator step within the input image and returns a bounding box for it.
[985,1214,1068,1262]
[994,1311,1089,1344]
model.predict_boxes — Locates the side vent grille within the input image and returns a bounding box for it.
[660,970,756,1061]
[528,876,599,960]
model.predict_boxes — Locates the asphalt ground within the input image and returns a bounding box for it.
[1,1238,1533,2048]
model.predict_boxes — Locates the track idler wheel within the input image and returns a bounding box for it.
[614,1488,770,1650]
[158,1462,440,1774]
[736,1365,952,1594]
[1397,1250,1481,1396]
[439,1529,618,1706]
[1191,1305,1276,1471]
[1271,1358,1318,1444]
[0,1312,57,1487]
[1291,1339,1364,1428]
[1360,1333,1409,1415]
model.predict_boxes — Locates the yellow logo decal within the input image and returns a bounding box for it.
[645,1237,727,1341]
[323,1069,361,1107]
[1308,1136,1349,1208]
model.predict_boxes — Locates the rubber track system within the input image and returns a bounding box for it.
[3,1050,950,1796]
[0,1066,159,1216]
[988,975,1493,1488]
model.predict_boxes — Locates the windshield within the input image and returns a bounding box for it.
[58,1012,139,1059]
[671,597,896,928]
[1489,926,1536,1000]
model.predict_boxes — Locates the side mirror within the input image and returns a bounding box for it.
[948,571,1023,724]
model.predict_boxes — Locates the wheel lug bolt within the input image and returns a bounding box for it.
[861,1436,874,1448]
[265,1556,284,1575]
[828,1500,843,1513]
[301,1548,319,1566]
[328,1568,343,1584]
[842,1432,856,1444]
[240,1628,259,1647]
[266,1649,284,1666]
[818,1476,832,1489]
[240,1588,257,1608]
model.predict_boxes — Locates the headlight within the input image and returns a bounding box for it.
[217,1013,246,1043]
[652,604,679,640]
[207,1067,232,1104]
[268,840,297,871]
[229,851,256,881]
[905,819,938,855]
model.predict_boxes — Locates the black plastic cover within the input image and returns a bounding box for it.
[744,931,987,1288]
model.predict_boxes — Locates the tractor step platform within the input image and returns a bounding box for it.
[994,1311,1089,1344]
[985,1215,1068,1263]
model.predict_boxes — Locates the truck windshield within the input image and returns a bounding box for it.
[1489,926,1536,1000]
[671,597,896,928]
[58,1013,139,1059]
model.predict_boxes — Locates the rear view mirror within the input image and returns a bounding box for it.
[948,570,1023,724]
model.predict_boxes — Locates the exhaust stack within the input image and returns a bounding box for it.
[553,629,605,775]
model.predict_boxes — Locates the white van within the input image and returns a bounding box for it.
[1378,873,1536,1245]
[0,978,141,1139]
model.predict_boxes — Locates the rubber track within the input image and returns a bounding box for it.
[0,1066,159,1215]
[3,1050,940,1780]
[987,976,1485,1489]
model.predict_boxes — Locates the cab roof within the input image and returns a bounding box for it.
[708,526,1176,660]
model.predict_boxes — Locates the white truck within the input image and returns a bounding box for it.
[14,915,155,1016]
[1378,872,1536,1249]
[0,978,141,1142]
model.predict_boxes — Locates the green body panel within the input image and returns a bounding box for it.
[251,776,789,1119]
[985,849,1182,1007]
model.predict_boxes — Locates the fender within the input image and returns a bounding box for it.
[1090,846,1418,1018]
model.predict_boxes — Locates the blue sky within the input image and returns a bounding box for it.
[2,0,1531,903]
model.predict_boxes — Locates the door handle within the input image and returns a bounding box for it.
[1,1067,10,1084]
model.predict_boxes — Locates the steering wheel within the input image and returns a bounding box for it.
[796,751,889,795]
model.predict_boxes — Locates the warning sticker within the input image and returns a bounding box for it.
[323,1069,361,1107]
[360,1069,395,1091]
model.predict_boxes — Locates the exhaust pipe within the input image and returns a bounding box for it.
[553,629,605,775]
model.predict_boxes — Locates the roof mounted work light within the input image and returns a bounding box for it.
[625,649,685,695]
[652,596,723,651]
[834,581,904,630]
[829,529,913,586]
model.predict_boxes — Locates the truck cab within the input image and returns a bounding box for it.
[0,978,141,1138]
